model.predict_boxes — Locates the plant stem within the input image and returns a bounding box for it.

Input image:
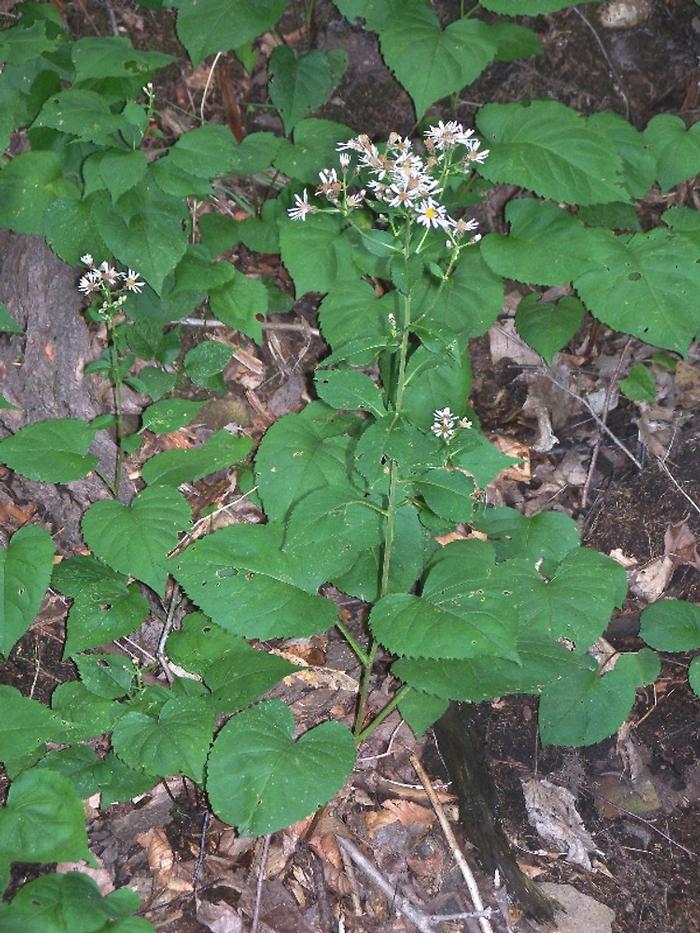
[336,619,370,667]
[355,684,412,745]
[107,319,124,496]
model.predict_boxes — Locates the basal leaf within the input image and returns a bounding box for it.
[639,599,700,652]
[0,525,54,658]
[255,403,361,520]
[0,769,92,868]
[74,653,138,700]
[273,117,354,184]
[172,523,338,638]
[0,151,76,235]
[141,398,205,434]
[480,198,612,285]
[82,486,191,596]
[166,124,239,178]
[620,363,656,403]
[398,690,449,738]
[415,468,475,523]
[43,195,109,266]
[99,149,148,203]
[269,46,348,135]
[473,506,580,565]
[141,430,251,487]
[112,696,213,782]
[515,294,586,362]
[51,681,123,741]
[168,613,297,713]
[0,418,98,483]
[206,700,356,835]
[184,340,233,392]
[476,101,627,205]
[644,114,700,192]
[174,0,286,67]
[279,211,354,295]
[209,271,269,344]
[401,345,472,431]
[33,89,130,144]
[379,4,498,119]
[587,111,655,199]
[573,227,700,354]
[0,685,59,773]
[539,649,660,746]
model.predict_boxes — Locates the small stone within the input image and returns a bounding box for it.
[598,0,653,29]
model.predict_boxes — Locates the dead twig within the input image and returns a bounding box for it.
[335,835,437,933]
[157,583,181,684]
[192,810,210,890]
[581,336,632,508]
[572,6,631,119]
[338,843,363,916]
[541,370,643,471]
[250,834,271,933]
[409,753,495,933]
[655,456,700,518]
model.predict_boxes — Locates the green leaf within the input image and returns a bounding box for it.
[141,398,205,434]
[172,523,338,638]
[112,696,213,782]
[0,872,151,933]
[0,769,92,867]
[476,101,627,205]
[52,681,123,743]
[318,279,396,359]
[82,486,191,596]
[0,685,58,771]
[174,0,286,67]
[415,468,475,523]
[644,114,700,192]
[620,363,656,403]
[167,124,239,178]
[0,394,19,411]
[355,415,440,485]
[516,548,627,650]
[314,370,386,417]
[184,340,233,392]
[91,181,188,295]
[52,556,150,658]
[99,149,148,203]
[573,227,700,355]
[402,346,472,430]
[131,366,177,401]
[209,272,269,344]
[587,111,656,199]
[168,613,297,713]
[486,21,541,60]
[0,151,76,235]
[74,653,138,699]
[33,89,131,144]
[95,752,159,807]
[578,202,641,231]
[640,599,700,652]
[0,525,54,658]
[71,35,173,97]
[398,690,448,738]
[481,199,611,285]
[473,506,580,565]
[481,0,585,12]
[279,212,354,295]
[273,118,354,184]
[142,430,251,487]
[539,649,660,746]
[0,302,22,335]
[256,403,361,520]
[229,132,284,176]
[37,745,103,799]
[283,486,383,581]
[0,418,98,483]
[269,46,348,135]
[43,195,109,267]
[378,4,497,119]
[515,294,586,362]
[449,431,517,489]
[206,700,356,835]
[689,656,700,699]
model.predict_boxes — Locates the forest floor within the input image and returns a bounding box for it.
[2,0,700,930]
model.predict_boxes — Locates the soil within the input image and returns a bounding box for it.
[1,0,700,930]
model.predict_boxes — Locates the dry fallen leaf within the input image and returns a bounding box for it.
[365,798,436,837]
[136,827,193,893]
[522,777,599,871]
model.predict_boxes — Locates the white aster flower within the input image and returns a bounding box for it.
[415,198,448,230]
[431,421,455,442]
[425,120,464,149]
[121,269,145,294]
[316,168,342,201]
[449,216,479,238]
[458,417,473,429]
[287,189,317,222]
[78,269,101,296]
[98,261,119,286]
[464,140,490,164]
[386,184,420,208]
[80,253,94,267]
[346,189,366,209]
[339,152,351,170]
[434,407,455,424]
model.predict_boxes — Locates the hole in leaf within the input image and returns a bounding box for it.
[628,271,642,281]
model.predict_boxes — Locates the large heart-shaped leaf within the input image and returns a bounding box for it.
[255,403,361,520]
[515,294,586,363]
[573,227,700,354]
[0,525,54,658]
[644,114,700,193]
[539,649,660,746]
[379,4,498,118]
[0,685,59,773]
[476,101,627,205]
[142,431,252,487]
[0,152,76,236]
[0,418,99,483]
[639,599,700,652]
[279,212,354,296]
[82,486,191,596]
[112,696,213,782]
[172,523,337,638]
[269,46,348,135]
[206,700,356,835]
[174,0,285,67]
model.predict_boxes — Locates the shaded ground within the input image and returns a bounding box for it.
[2,0,700,930]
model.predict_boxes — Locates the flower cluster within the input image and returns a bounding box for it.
[287,120,487,248]
[77,255,144,299]
[431,406,473,443]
